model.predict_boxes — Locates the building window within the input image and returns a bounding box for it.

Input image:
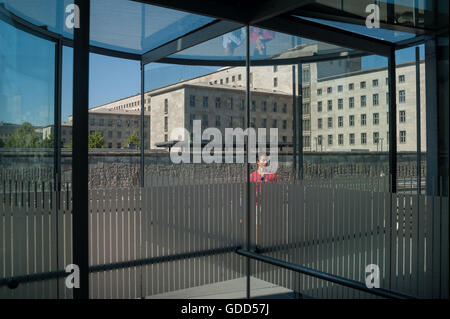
[318,101,322,112]
[202,114,209,126]
[327,117,333,128]
[400,110,406,123]
[238,74,242,81]
[361,133,367,145]
[399,90,406,103]
[303,119,310,131]
[338,98,343,110]
[164,134,168,142]
[361,95,366,107]
[251,100,256,111]
[272,119,277,128]
[302,68,310,82]
[400,131,406,143]
[226,77,229,84]
[262,118,267,127]
[327,87,332,94]
[99,119,104,126]
[386,92,390,104]
[215,97,221,108]
[373,79,378,87]
[338,85,343,92]
[303,103,310,115]
[117,143,121,148]
[318,135,323,146]
[361,114,367,126]
[349,133,355,145]
[282,136,287,143]
[90,118,95,125]
[399,75,405,83]
[241,99,245,110]
[349,83,354,90]
[215,116,221,127]
[349,115,355,126]
[190,95,195,107]
[303,135,311,147]
[117,119,122,127]
[373,132,379,144]
[386,77,389,85]
[338,134,344,145]
[360,81,366,89]
[338,116,343,127]
[373,93,379,106]
[273,77,278,87]
[229,98,233,110]
[318,118,323,129]
[317,88,322,96]
[262,101,267,112]
[282,120,287,130]
[302,87,310,98]
[327,100,332,111]
[387,112,390,124]
[164,116,168,131]
[108,142,112,148]
[328,135,333,145]
[232,75,235,82]
[273,102,278,112]
[220,79,223,84]
[373,113,379,125]
[273,65,278,72]
[164,99,168,114]
[282,104,287,113]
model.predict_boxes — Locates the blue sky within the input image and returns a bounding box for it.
[1,18,425,126]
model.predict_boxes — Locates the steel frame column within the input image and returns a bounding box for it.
[388,49,397,194]
[245,24,251,299]
[72,0,90,299]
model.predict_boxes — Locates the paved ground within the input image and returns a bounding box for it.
[146,276,298,299]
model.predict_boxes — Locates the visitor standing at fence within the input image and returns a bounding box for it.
[250,154,278,245]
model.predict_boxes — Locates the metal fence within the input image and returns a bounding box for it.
[0,181,448,299]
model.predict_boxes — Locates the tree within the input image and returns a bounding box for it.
[5,122,40,148]
[88,132,104,148]
[0,137,4,148]
[41,131,54,148]
[125,131,140,148]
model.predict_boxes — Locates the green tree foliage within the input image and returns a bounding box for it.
[88,131,104,148]
[42,131,54,148]
[5,122,40,148]
[125,131,140,148]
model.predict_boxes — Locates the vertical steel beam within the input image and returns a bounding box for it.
[292,62,297,178]
[54,39,62,193]
[73,0,90,299]
[54,37,62,299]
[388,49,397,194]
[415,46,421,194]
[425,38,439,196]
[140,61,145,188]
[245,24,251,299]
[297,63,303,180]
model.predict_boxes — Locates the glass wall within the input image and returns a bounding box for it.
[0,18,59,298]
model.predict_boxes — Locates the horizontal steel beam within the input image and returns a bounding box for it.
[255,15,394,57]
[236,249,416,299]
[142,19,242,65]
[0,246,241,289]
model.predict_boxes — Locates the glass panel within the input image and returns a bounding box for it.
[0,18,58,297]
[143,57,247,296]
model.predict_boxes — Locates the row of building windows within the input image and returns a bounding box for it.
[317,75,406,96]
[316,110,407,129]
[189,95,289,113]
[317,91,406,112]
[89,130,147,139]
[89,118,148,128]
[209,74,243,85]
[189,114,290,130]
[315,131,406,146]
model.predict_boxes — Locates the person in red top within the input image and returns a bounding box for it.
[250,154,278,245]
